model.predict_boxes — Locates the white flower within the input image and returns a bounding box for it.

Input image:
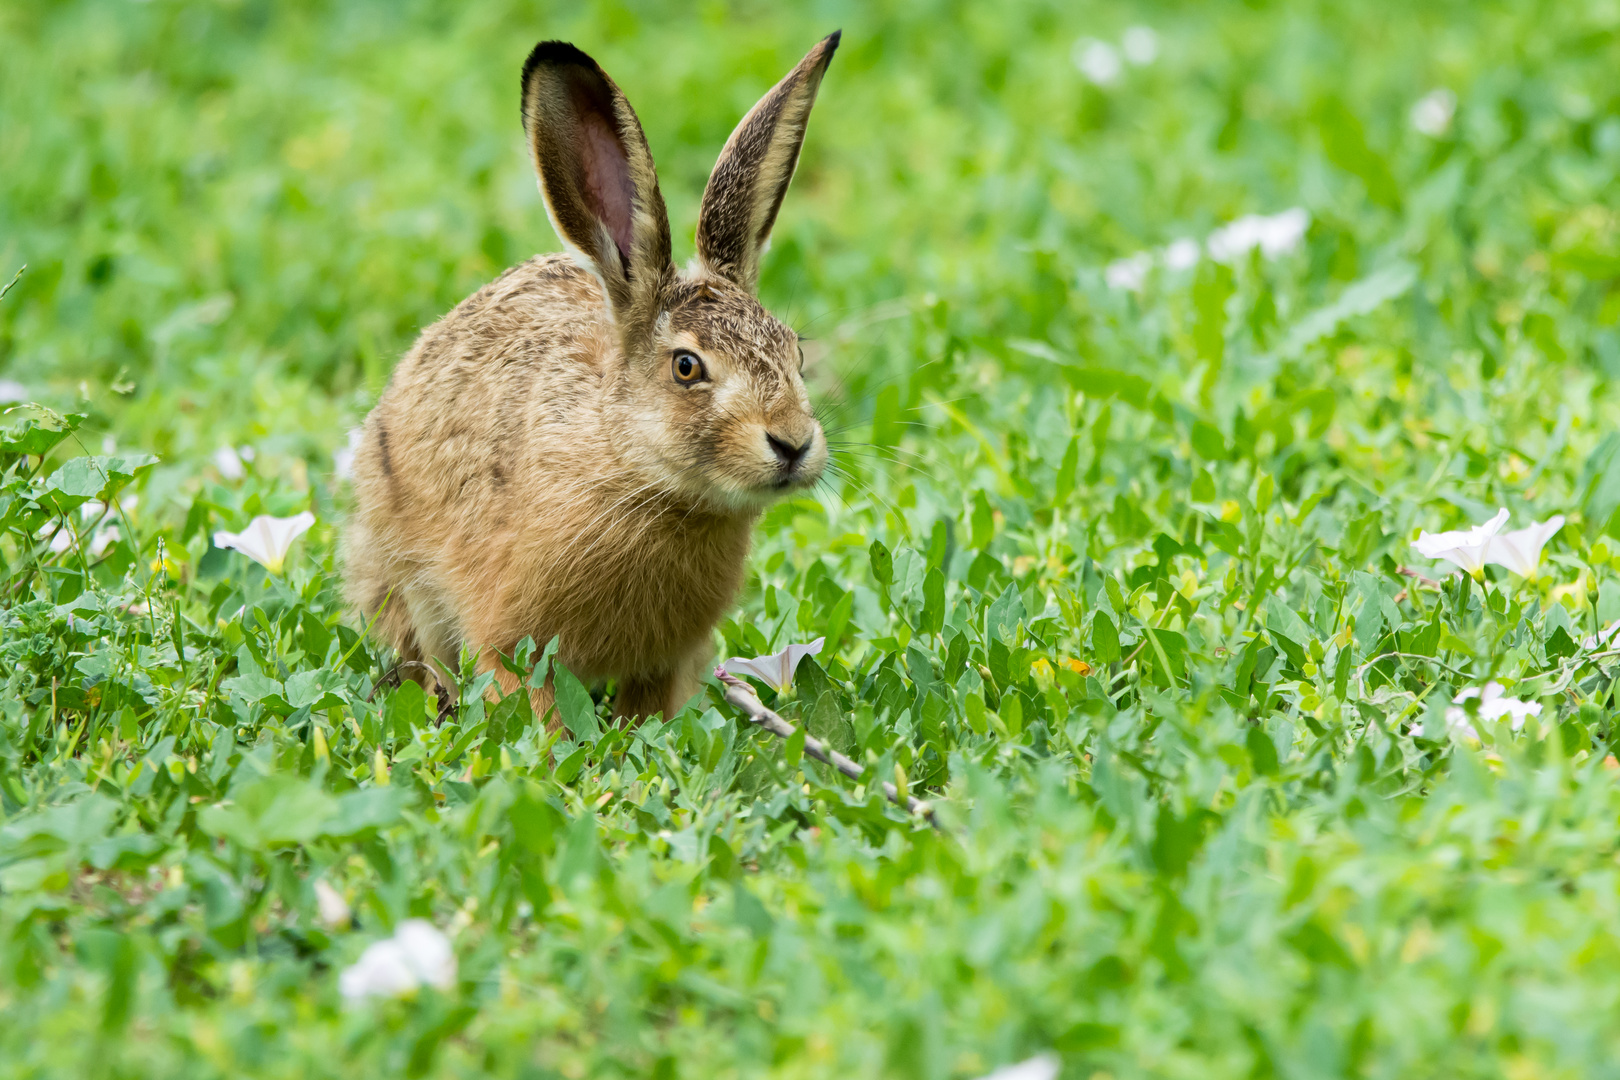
[1121,25,1159,65]
[1105,252,1152,292]
[1164,237,1201,271]
[1411,88,1457,137]
[721,638,825,692]
[1073,38,1122,85]
[0,379,28,404]
[213,445,245,481]
[1584,621,1620,651]
[975,1054,1061,1080]
[1446,682,1541,739]
[1483,515,1564,578]
[1411,508,1509,577]
[314,879,352,930]
[339,919,456,1001]
[333,427,364,481]
[1208,208,1311,263]
[213,511,316,574]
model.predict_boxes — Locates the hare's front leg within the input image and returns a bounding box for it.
[614,644,713,725]
[612,672,678,726]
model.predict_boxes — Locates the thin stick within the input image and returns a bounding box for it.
[715,669,935,822]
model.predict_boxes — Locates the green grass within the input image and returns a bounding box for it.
[4,0,1620,1076]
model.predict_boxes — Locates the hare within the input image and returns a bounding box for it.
[343,33,840,726]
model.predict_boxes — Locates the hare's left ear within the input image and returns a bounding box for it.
[695,31,840,292]
[521,41,673,349]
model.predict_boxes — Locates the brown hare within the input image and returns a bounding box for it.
[343,33,839,726]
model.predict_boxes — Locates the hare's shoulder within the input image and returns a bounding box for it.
[404,255,610,375]
[459,254,606,326]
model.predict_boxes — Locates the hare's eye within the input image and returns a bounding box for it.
[672,350,706,384]
[796,344,806,373]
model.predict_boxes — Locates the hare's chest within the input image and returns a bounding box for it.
[530,508,753,677]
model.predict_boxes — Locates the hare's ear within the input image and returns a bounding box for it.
[521,42,673,342]
[696,31,840,292]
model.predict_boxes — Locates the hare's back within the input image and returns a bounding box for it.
[353,255,612,523]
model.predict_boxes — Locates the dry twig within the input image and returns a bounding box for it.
[715,668,935,822]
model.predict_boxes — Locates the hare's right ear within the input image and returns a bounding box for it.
[696,31,840,292]
[521,42,673,346]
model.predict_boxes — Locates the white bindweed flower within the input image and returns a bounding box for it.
[213,445,245,481]
[1208,209,1310,262]
[0,379,28,404]
[213,511,316,575]
[1073,38,1122,85]
[1121,25,1159,65]
[333,427,364,481]
[722,638,826,692]
[1410,88,1457,137]
[1484,515,1564,578]
[1164,237,1201,271]
[1584,622,1620,651]
[975,1054,1061,1080]
[339,919,456,1001]
[1446,682,1541,739]
[1105,252,1153,292]
[314,879,352,930]
[1411,508,1509,577]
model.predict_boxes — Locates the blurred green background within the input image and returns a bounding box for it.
[6,1,1620,1078]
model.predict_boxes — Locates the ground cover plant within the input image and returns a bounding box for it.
[3,0,1620,1076]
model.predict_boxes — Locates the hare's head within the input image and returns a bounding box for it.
[521,34,838,513]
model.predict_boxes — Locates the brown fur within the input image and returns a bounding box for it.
[344,34,840,725]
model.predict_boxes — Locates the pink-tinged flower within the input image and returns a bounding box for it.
[721,638,826,692]
[1484,515,1564,578]
[1411,508,1509,577]
[1446,682,1541,739]
[213,511,315,575]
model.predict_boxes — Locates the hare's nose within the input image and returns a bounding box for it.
[766,432,812,469]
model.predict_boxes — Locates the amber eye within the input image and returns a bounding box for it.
[796,344,806,373]
[672,349,706,384]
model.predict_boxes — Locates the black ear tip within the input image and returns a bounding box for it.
[521,40,599,88]
[823,29,842,55]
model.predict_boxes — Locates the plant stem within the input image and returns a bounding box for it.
[714,669,935,822]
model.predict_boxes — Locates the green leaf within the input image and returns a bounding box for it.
[871,384,902,448]
[1246,726,1280,776]
[0,405,84,458]
[1275,262,1417,359]
[1054,437,1079,503]
[553,662,599,743]
[1193,261,1234,391]
[41,454,158,513]
[920,567,945,635]
[1092,612,1121,664]
[869,539,893,589]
